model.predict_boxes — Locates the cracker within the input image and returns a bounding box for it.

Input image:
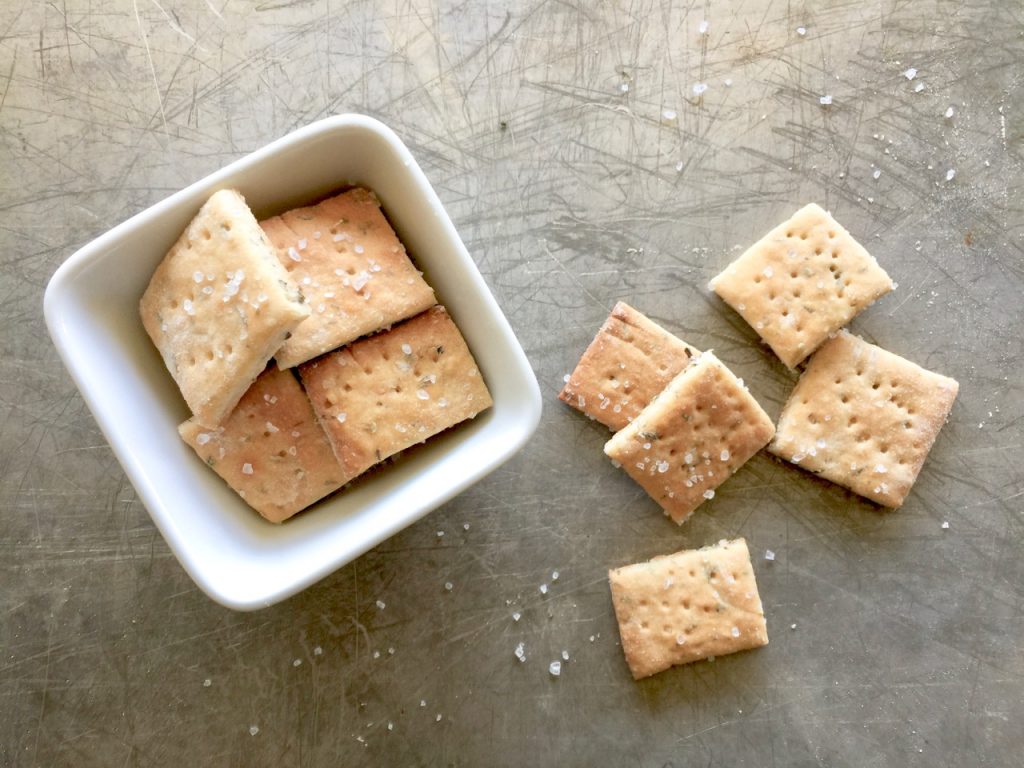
[179,366,349,523]
[559,302,699,431]
[709,203,893,368]
[608,538,769,679]
[604,351,775,524]
[260,188,436,368]
[140,189,310,427]
[299,305,493,479]
[769,330,958,507]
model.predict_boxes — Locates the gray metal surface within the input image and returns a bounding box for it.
[2,1,1022,766]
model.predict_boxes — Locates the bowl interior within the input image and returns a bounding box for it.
[45,116,540,609]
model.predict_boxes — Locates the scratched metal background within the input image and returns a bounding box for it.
[1,1,1022,766]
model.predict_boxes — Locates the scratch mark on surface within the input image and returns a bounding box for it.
[132,0,169,134]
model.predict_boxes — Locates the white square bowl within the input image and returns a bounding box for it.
[44,114,541,610]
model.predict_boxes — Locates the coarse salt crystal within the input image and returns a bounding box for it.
[720,449,730,461]
[539,583,548,595]
[293,658,302,666]
[183,299,195,316]
[203,678,212,687]
[332,233,345,242]
[797,26,806,35]
[692,82,708,96]
[416,389,430,401]
[662,108,677,120]
[193,270,204,283]
[549,661,561,677]
[265,422,278,433]
[619,82,629,93]
[946,168,956,181]
[313,646,322,655]
[435,714,442,722]
[336,413,347,423]
[698,19,709,34]
[287,247,301,262]
[512,611,521,621]
[249,725,259,736]
[941,521,950,529]
[703,489,715,500]
[241,463,253,475]
[401,343,413,355]
[298,238,307,250]
[904,67,918,80]
[444,581,453,591]
[515,642,526,662]
[820,94,833,106]
[552,570,559,580]
[657,460,670,473]
[914,82,924,93]
[945,106,955,118]
[196,433,212,445]
[764,549,775,561]
[873,168,881,179]
[354,244,365,254]
[730,626,740,637]
[376,600,385,609]
[352,272,371,291]
[874,464,887,474]
[675,634,686,645]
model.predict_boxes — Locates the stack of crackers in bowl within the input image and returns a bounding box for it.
[561,203,959,680]
[141,187,492,524]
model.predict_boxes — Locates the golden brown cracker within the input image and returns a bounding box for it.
[559,302,698,431]
[140,189,309,427]
[179,366,349,523]
[299,306,493,479]
[260,188,435,368]
[769,330,959,507]
[604,352,775,524]
[608,538,769,679]
[710,203,893,368]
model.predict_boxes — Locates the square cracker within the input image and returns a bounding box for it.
[769,330,959,508]
[260,188,436,368]
[604,351,775,524]
[608,538,769,679]
[140,189,310,428]
[559,301,698,431]
[299,305,493,479]
[709,203,893,368]
[179,366,350,523]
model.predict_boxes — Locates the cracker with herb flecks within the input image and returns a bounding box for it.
[709,203,893,368]
[604,351,775,524]
[260,188,436,369]
[299,305,492,479]
[608,538,769,679]
[769,330,958,507]
[140,189,310,428]
[559,302,699,431]
[179,366,350,523]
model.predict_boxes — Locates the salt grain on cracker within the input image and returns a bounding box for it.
[300,306,492,480]
[709,203,893,368]
[140,189,309,427]
[560,302,698,431]
[608,538,768,679]
[178,366,349,523]
[604,351,775,524]
[260,188,436,368]
[769,330,958,507]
